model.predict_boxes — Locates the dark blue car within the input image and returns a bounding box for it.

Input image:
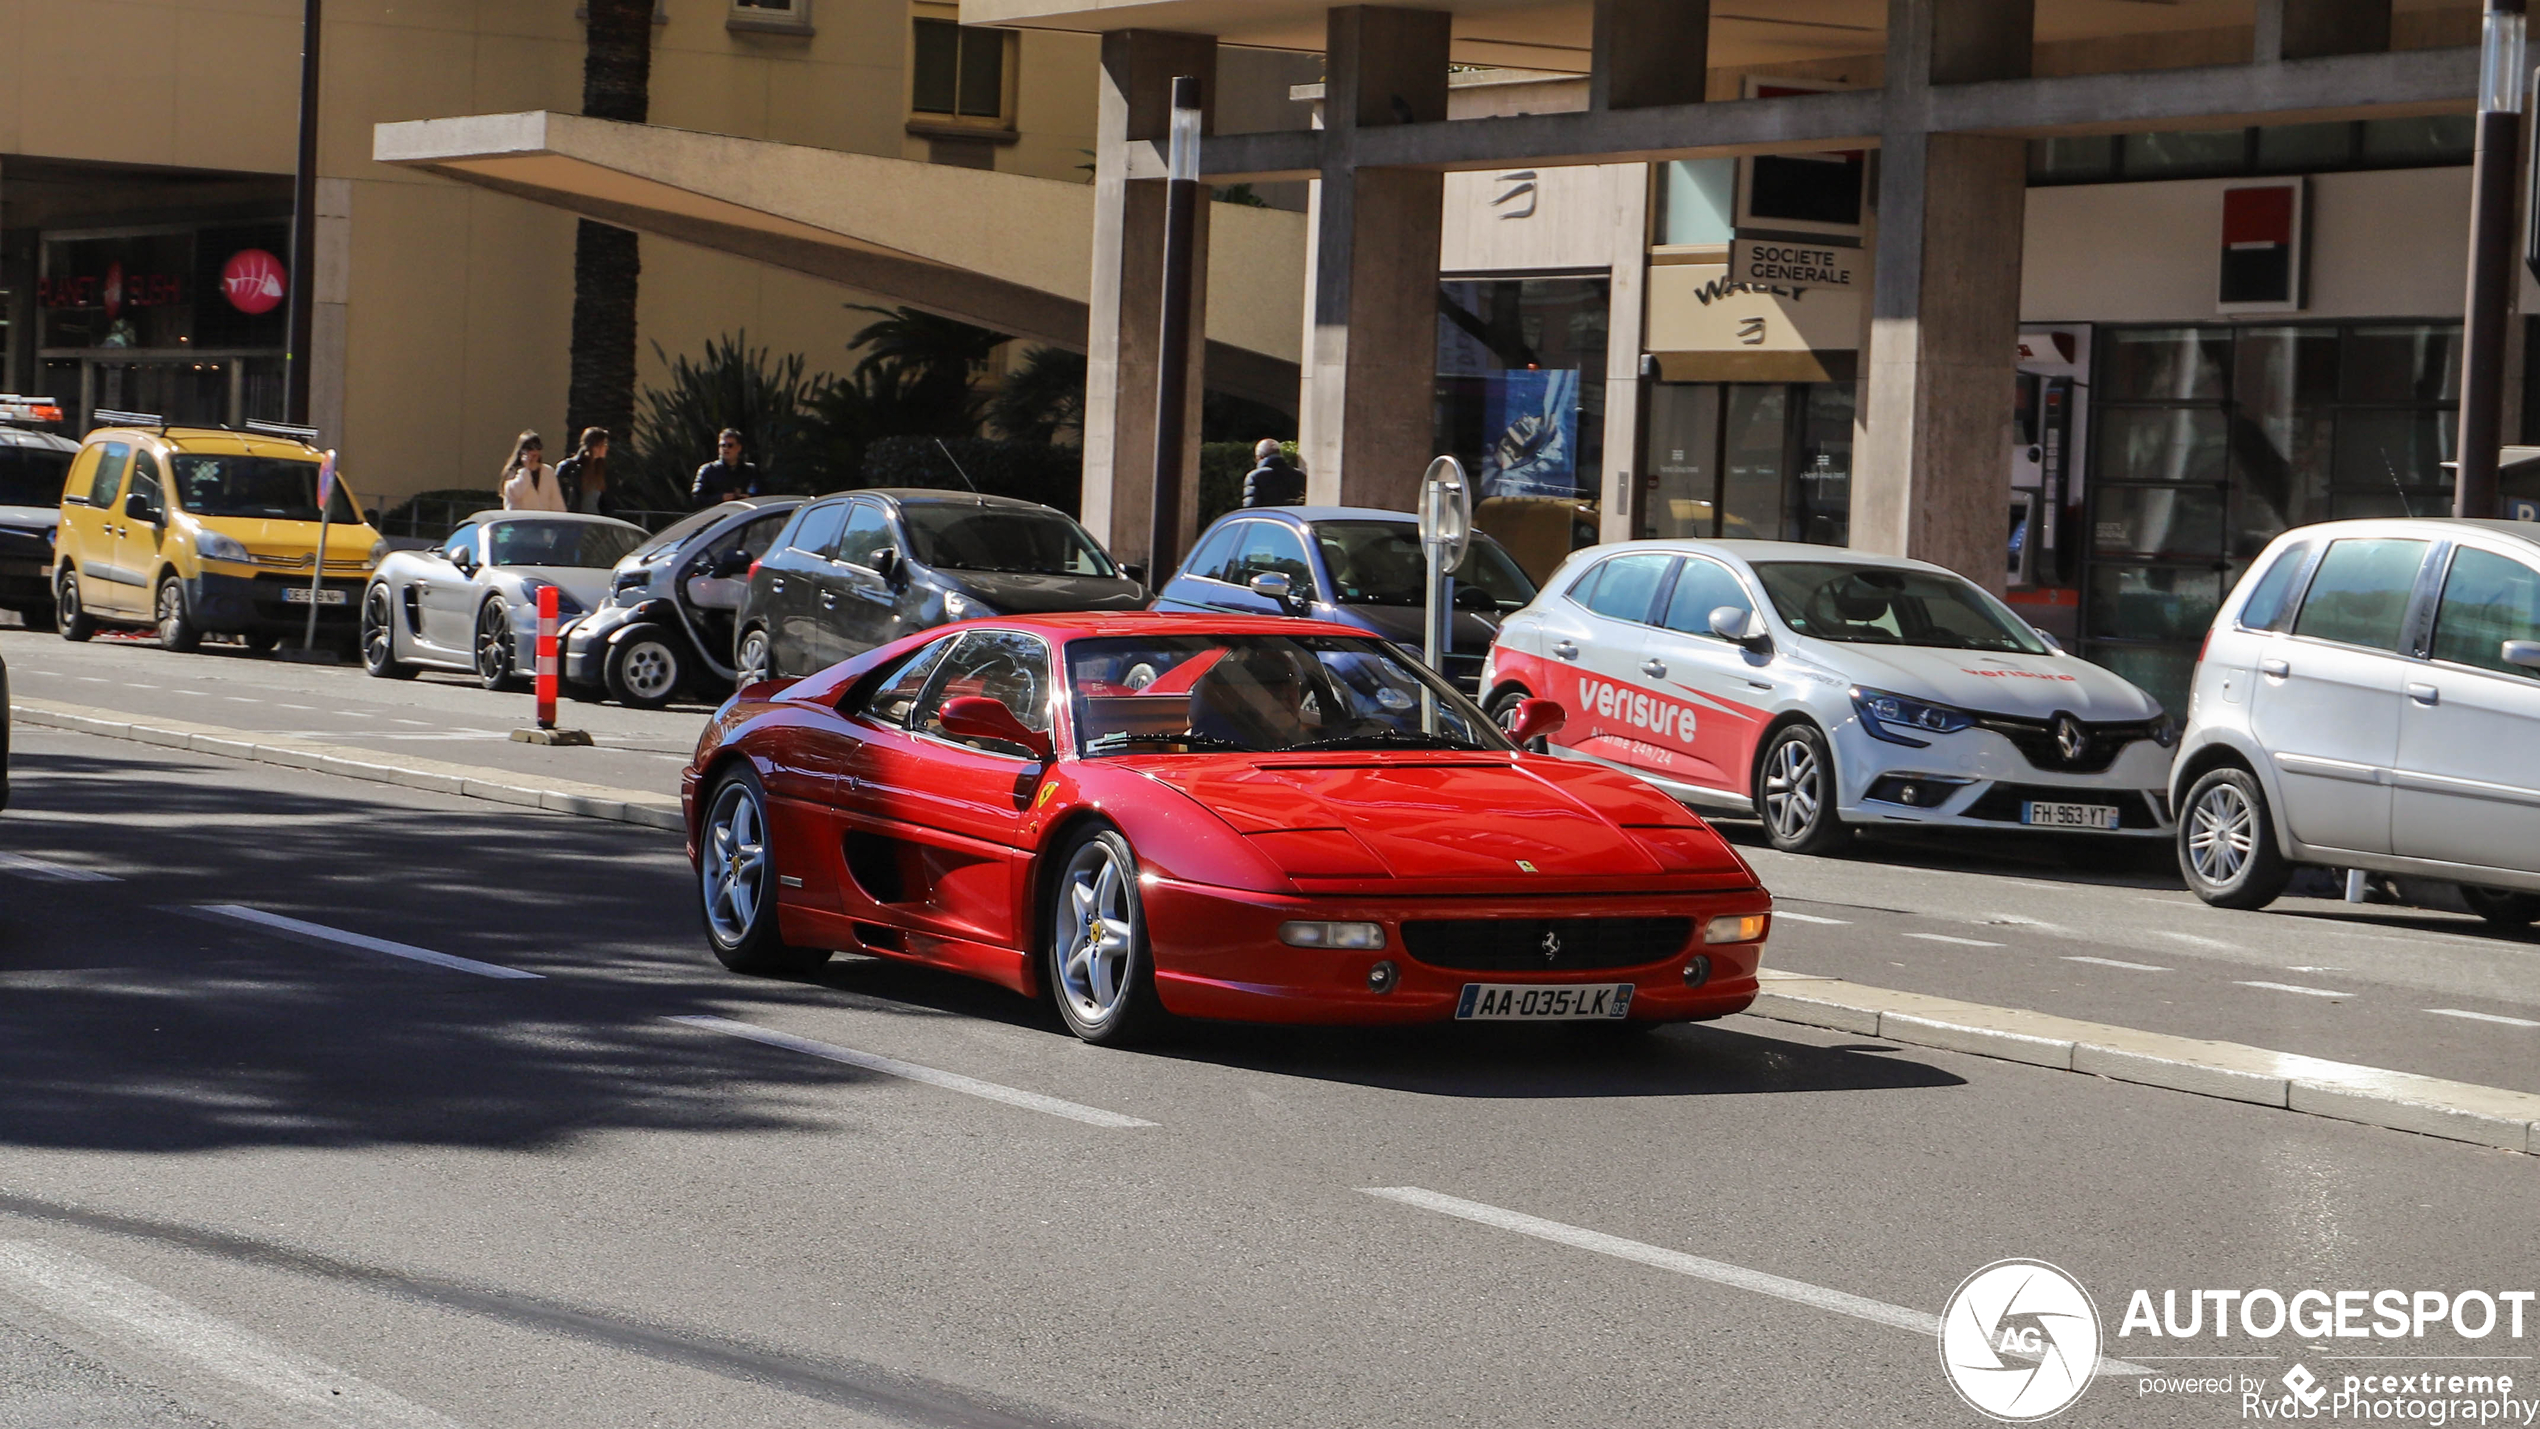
[1151,505,1538,693]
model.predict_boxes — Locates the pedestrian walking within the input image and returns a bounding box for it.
[1240,437,1304,508]
[555,427,614,516]
[689,429,763,509]
[500,430,567,513]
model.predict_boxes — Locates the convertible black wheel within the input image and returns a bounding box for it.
[2177,766,2292,911]
[1756,723,1851,855]
[734,626,773,690]
[475,601,522,690]
[1487,687,1547,752]
[56,571,94,643]
[361,586,415,679]
[2460,886,2540,927]
[699,766,829,976]
[1046,824,1167,1046]
[606,626,684,709]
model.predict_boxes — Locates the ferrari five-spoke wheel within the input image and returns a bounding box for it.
[361,586,415,679]
[1757,723,1850,855]
[734,627,772,690]
[1047,825,1165,1046]
[1487,687,1546,753]
[2177,766,2291,911]
[2459,886,2540,927]
[606,628,683,709]
[56,571,94,643]
[475,601,520,690]
[154,577,202,652]
[699,768,828,976]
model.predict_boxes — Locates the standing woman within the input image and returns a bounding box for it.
[555,427,613,516]
[500,431,565,512]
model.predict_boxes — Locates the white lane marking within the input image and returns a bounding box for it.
[2063,956,2171,972]
[2236,980,2354,999]
[1358,1188,2151,1375]
[339,711,372,718]
[2426,1008,2540,1028]
[199,905,542,981]
[1903,933,2004,948]
[392,719,431,726]
[277,703,315,711]
[73,675,107,683]
[0,851,120,883]
[1773,911,1849,926]
[123,683,159,690]
[2284,965,2345,973]
[2152,930,2243,952]
[665,1014,1156,1129]
[0,1239,463,1429]
[223,697,260,704]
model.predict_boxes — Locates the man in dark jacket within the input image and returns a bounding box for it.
[690,429,764,509]
[1240,438,1305,508]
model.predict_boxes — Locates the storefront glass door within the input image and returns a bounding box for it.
[1640,380,1853,547]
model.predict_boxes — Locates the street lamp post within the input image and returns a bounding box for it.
[1146,75,1202,583]
[2457,0,2526,519]
[286,0,322,427]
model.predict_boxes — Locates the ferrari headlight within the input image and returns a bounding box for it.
[196,529,252,564]
[1852,687,1973,745]
[1278,920,1387,950]
[944,590,995,621]
[1702,914,1768,945]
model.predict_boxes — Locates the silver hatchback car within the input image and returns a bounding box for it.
[2171,518,2540,921]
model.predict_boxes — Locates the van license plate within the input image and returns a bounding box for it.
[282,587,347,606]
[2023,801,2119,830]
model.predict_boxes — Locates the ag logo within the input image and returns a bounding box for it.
[1939,1259,2100,1422]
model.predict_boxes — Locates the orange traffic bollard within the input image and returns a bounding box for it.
[535,584,560,729]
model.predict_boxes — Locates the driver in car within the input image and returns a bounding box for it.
[1188,649,1320,749]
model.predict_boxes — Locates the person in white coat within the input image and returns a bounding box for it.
[500,431,566,513]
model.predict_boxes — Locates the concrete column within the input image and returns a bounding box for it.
[1852,0,2032,590]
[1600,166,1651,546]
[1299,6,1449,510]
[2254,0,2392,61]
[1590,0,1709,112]
[1591,2,1700,543]
[1081,30,1215,572]
[311,177,352,453]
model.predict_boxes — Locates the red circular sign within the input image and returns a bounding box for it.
[219,249,287,315]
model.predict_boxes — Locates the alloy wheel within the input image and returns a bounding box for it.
[736,629,770,687]
[363,588,395,670]
[1055,839,1135,1025]
[701,779,769,946]
[1762,736,1820,842]
[619,640,678,702]
[2186,781,2254,885]
[476,604,512,684]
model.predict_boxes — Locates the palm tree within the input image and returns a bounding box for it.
[566,0,653,452]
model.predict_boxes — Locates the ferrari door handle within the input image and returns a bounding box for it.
[1552,640,1578,659]
[2407,682,2440,706]
[1641,658,1667,678]
[2259,657,2290,678]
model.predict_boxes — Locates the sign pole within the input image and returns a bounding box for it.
[302,449,334,652]
[1417,456,1472,734]
[2459,0,2526,518]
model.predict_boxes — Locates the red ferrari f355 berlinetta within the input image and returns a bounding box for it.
[682,612,1774,1044]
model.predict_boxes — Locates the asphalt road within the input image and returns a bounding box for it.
[0,726,2534,1428]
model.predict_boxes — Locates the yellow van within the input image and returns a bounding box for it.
[54,422,383,652]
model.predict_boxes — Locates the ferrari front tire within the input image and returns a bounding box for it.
[361,586,415,679]
[1046,824,1166,1046]
[700,766,829,976]
[1757,723,1851,855]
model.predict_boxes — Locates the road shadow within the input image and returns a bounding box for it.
[1709,815,2187,890]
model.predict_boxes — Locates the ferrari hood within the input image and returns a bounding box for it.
[1137,755,1749,883]
[940,569,1147,614]
[1807,643,2163,721]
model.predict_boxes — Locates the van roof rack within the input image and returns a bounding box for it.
[243,418,321,444]
[90,408,166,432]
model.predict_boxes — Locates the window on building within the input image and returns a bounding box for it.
[911,16,1010,125]
[729,0,810,33]
[2032,118,2473,185]
[1655,160,1735,247]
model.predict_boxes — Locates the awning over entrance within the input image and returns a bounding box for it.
[371,111,1305,410]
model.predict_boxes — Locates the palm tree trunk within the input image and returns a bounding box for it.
[566,0,653,453]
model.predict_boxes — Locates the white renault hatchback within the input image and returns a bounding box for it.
[2171,518,2540,923]
[1479,541,2175,853]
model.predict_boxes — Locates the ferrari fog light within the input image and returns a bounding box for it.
[1279,920,1386,950]
[1702,914,1768,945]
[1366,960,1400,994]
[1682,954,1713,988]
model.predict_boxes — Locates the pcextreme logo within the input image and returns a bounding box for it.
[1940,1259,2103,1422]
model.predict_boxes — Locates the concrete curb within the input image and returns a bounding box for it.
[11,697,686,835]
[1751,971,2540,1155]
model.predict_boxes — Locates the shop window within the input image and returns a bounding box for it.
[2121,128,2248,179]
[2033,118,2467,186]
[2099,329,2230,403]
[1719,386,1786,540]
[729,0,810,32]
[2028,135,2115,182]
[2094,485,2227,560]
[911,16,1011,127]
[2360,115,2476,164]
[2329,411,2455,517]
[1655,160,1735,247]
[2095,408,2228,485]
[2254,122,2355,171]
[1435,277,1609,512]
[2341,325,2462,404]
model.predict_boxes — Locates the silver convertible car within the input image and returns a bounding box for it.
[360,511,648,688]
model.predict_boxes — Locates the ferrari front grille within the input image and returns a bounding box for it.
[1398,917,1693,971]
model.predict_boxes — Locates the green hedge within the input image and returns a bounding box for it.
[858,437,1083,516]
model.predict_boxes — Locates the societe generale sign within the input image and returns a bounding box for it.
[1729,238,1858,290]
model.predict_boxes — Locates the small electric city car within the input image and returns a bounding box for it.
[684,612,1773,1044]
[1151,505,1538,694]
[733,489,1142,686]
[361,511,647,687]
[564,497,801,708]
[2171,518,2540,921]
[1482,540,2176,853]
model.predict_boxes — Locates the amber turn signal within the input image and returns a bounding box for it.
[1702,913,1768,945]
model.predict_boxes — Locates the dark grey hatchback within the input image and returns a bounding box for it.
[733,488,1144,683]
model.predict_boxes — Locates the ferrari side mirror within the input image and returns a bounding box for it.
[938,695,1053,763]
[1506,697,1566,747]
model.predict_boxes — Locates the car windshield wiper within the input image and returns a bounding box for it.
[1082,731,1254,754]
[1280,729,1492,753]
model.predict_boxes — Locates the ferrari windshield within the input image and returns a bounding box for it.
[1068,634,1507,756]
[903,504,1116,577]
[171,454,361,523]
[1752,561,2049,655]
[1310,521,1536,610]
[487,519,646,569]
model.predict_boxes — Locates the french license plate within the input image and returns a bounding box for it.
[282,587,347,606]
[1455,982,1635,1021]
[2023,800,2120,830]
